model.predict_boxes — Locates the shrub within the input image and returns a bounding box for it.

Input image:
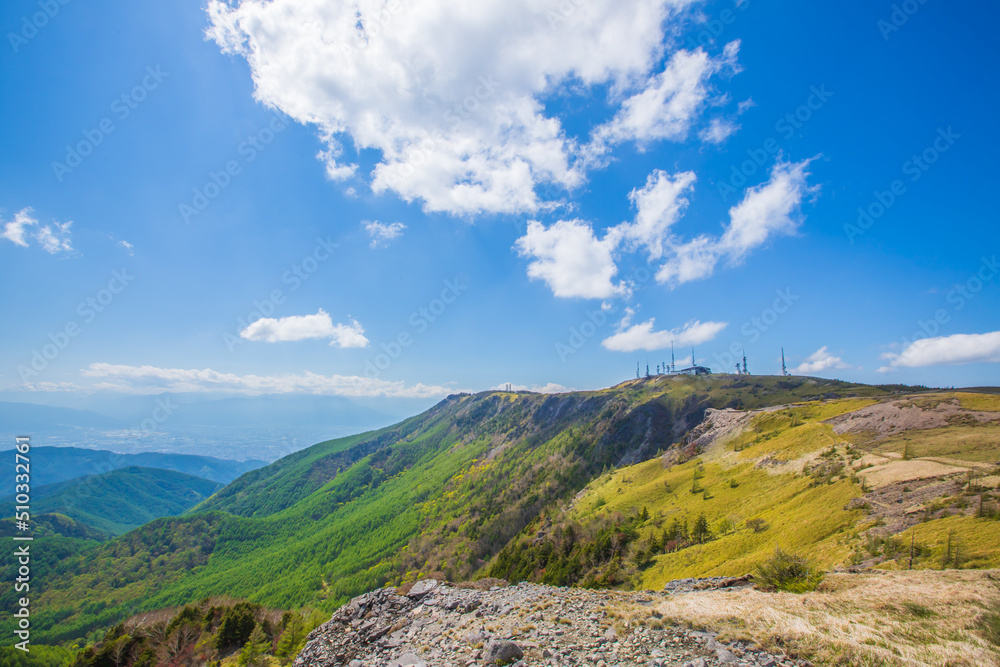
[752,546,823,593]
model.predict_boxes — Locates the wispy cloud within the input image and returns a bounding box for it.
[364,220,406,248]
[74,363,449,398]
[1,208,74,254]
[657,159,816,287]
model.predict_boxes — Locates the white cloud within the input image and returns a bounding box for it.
[590,42,739,152]
[364,220,407,248]
[240,309,369,348]
[601,317,727,352]
[719,158,813,259]
[515,219,626,299]
[617,169,696,260]
[879,331,1000,370]
[35,221,74,254]
[119,240,134,255]
[699,117,739,144]
[793,346,849,374]
[205,0,737,216]
[0,208,74,254]
[78,363,448,398]
[657,159,814,286]
[1,209,35,246]
[515,160,814,300]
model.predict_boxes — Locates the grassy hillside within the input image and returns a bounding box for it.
[1,466,223,537]
[490,392,1000,590]
[17,375,980,647]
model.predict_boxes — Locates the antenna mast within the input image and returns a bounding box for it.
[782,348,789,376]
[671,342,675,373]
[742,350,749,375]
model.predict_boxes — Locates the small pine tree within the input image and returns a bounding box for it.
[237,623,270,667]
[276,613,306,664]
[692,514,710,544]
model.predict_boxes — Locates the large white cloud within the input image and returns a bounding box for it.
[0,208,74,254]
[78,363,448,398]
[793,346,849,374]
[515,219,626,299]
[240,309,369,348]
[880,331,1000,370]
[601,317,726,352]
[206,0,738,216]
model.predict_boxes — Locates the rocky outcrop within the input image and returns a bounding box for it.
[294,580,811,667]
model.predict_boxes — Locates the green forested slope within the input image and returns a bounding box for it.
[20,376,918,645]
[1,466,222,536]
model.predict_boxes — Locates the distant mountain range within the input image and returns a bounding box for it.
[0,445,265,493]
[1,466,223,536]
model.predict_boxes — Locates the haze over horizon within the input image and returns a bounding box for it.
[2,0,998,418]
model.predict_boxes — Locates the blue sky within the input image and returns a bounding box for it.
[1,0,997,409]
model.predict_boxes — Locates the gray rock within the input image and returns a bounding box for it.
[349,661,363,667]
[761,658,777,667]
[466,630,490,645]
[715,647,738,663]
[407,579,439,597]
[483,639,524,665]
[391,654,426,667]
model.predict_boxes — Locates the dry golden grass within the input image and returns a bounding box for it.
[650,570,1000,667]
[857,459,970,488]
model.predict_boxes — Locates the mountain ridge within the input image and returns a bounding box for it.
[23,374,922,644]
